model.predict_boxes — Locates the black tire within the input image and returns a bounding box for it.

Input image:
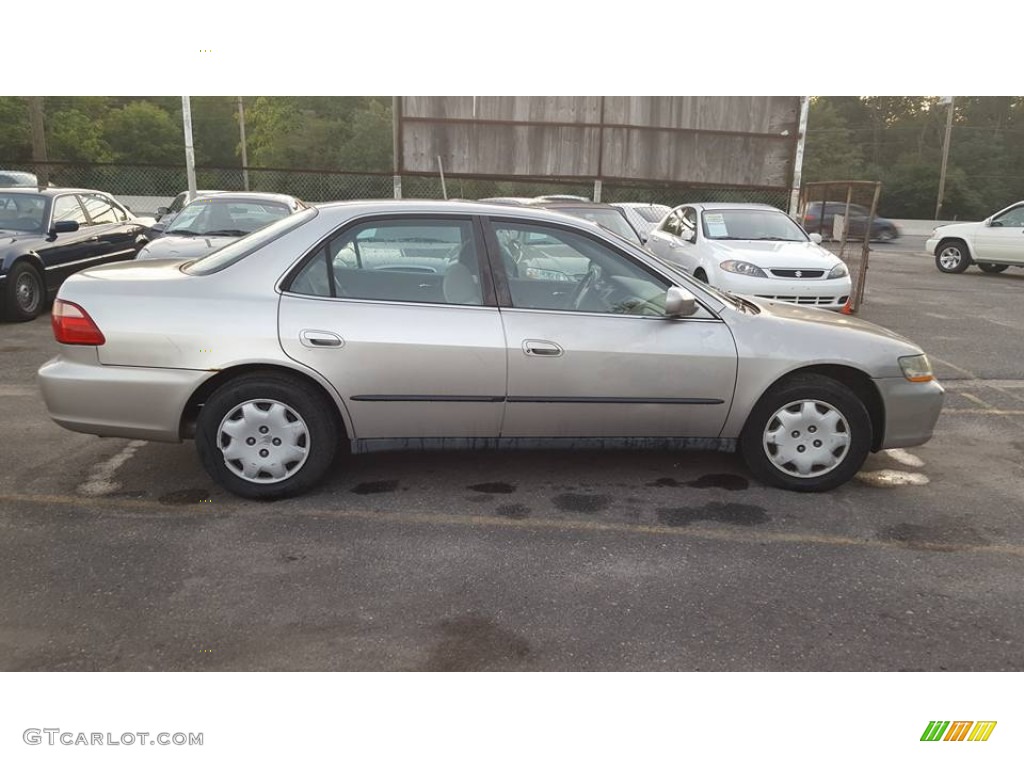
[195,373,340,500]
[693,268,709,283]
[978,263,1009,274]
[935,240,972,273]
[4,261,45,321]
[739,374,872,492]
[876,227,897,242]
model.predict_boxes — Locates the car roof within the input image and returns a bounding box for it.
[312,198,621,230]
[611,202,669,209]
[186,192,299,205]
[528,200,622,211]
[686,202,782,212]
[0,186,110,198]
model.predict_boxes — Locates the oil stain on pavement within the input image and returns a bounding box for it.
[657,502,769,527]
[878,522,987,552]
[349,480,399,495]
[649,474,749,491]
[552,493,611,514]
[467,482,516,494]
[422,615,532,671]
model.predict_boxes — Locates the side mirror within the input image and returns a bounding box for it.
[809,232,823,244]
[665,286,698,318]
[49,220,79,237]
[155,206,169,220]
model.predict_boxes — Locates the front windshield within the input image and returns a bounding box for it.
[167,198,292,237]
[702,209,808,242]
[0,192,47,233]
[560,207,641,244]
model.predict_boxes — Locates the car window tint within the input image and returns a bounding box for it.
[493,222,670,316]
[52,195,89,226]
[81,194,119,225]
[289,245,332,297]
[299,218,484,306]
[0,193,46,232]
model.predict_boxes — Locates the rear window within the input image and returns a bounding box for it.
[184,207,317,275]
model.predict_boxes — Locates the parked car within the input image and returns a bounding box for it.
[39,200,943,500]
[802,201,899,242]
[0,170,39,188]
[0,187,147,321]
[927,200,1024,274]
[645,203,852,311]
[611,202,672,242]
[525,199,644,246]
[137,193,307,261]
[148,189,226,238]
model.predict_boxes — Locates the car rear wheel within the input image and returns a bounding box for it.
[935,240,971,273]
[4,261,44,321]
[978,263,1009,274]
[876,227,897,242]
[196,373,339,499]
[740,374,871,492]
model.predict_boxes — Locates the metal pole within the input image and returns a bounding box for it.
[437,155,448,200]
[392,96,402,199]
[181,96,198,202]
[788,96,810,217]
[27,97,49,188]
[237,96,250,191]
[935,96,955,220]
[593,179,603,203]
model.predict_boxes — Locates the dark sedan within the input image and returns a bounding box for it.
[802,201,900,242]
[0,188,147,321]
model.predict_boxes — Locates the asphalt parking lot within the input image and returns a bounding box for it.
[2,236,1023,671]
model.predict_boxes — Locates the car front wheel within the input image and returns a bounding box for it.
[740,374,872,492]
[195,373,339,499]
[935,241,971,273]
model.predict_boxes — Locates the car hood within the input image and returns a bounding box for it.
[705,239,840,268]
[0,230,47,252]
[746,295,914,345]
[138,234,239,260]
[932,221,981,237]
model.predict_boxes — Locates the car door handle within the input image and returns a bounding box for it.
[523,340,563,357]
[300,330,344,348]
[87,235,100,242]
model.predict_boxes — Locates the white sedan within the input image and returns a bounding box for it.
[927,200,1024,274]
[645,203,852,310]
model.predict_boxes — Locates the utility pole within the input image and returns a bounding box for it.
[236,96,250,192]
[181,96,198,202]
[935,96,955,220]
[27,97,49,188]
[788,96,810,217]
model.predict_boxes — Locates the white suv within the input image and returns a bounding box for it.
[927,201,1024,274]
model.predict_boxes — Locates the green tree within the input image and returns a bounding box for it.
[47,109,113,163]
[103,101,181,164]
[0,97,31,161]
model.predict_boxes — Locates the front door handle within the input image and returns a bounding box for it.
[87,235,100,242]
[300,330,344,348]
[523,339,563,357]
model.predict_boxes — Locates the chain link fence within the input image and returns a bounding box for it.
[1,161,792,214]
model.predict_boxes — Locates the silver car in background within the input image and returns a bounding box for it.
[39,200,944,499]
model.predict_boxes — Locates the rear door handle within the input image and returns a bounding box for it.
[523,339,563,357]
[300,330,344,348]
[87,235,100,242]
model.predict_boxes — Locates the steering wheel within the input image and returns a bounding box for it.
[571,262,602,310]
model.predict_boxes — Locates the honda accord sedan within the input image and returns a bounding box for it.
[39,200,943,499]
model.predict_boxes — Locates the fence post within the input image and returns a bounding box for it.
[593,179,602,203]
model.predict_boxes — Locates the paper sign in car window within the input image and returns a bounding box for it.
[704,213,729,238]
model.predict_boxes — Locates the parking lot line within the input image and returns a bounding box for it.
[3,491,1024,559]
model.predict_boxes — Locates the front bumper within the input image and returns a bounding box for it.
[38,348,213,443]
[925,237,940,255]
[874,377,945,449]
[715,271,852,311]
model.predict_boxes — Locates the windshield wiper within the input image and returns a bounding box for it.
[167,229,200,236]
[749,237,798,242]
[203,229,250,237]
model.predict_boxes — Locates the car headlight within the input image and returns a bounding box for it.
[719,260,767,278]
[899,354,934,383]
[827,262,849,279]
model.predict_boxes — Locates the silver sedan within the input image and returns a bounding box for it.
[39,200,944,499]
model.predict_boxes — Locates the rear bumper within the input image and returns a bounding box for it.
[38,350,213,442]
[875,376,945,449]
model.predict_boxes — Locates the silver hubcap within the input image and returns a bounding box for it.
[217,399,310,484]
[16,272,39,312]
[762,399,851,479]
[939,247,962,269]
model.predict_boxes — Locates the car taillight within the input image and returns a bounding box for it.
[52,299,106,345]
